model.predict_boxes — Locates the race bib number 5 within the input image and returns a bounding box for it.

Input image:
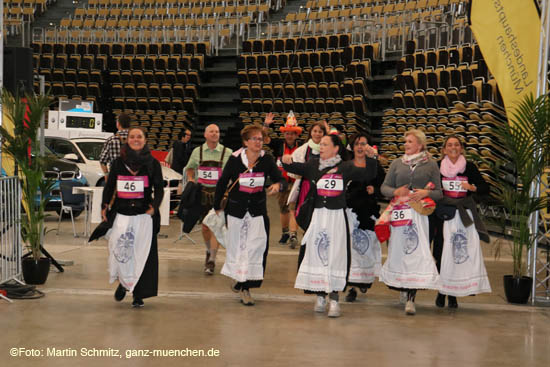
[117,175,149,199]
[197,167,221,185]
[390,204,413,227]
[442,176,468,198]
[317,174,343,197]
[239,172,265,193]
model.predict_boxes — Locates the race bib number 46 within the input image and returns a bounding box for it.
[390,204,413,227]
[117,175,149,199]
[442,176,468,198]
[197,166,221,185]
[239,172,265,193]
[317,174,343,197]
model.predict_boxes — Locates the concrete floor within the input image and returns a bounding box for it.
[2,198,550,367]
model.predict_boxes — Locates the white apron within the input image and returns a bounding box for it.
[440,209,492,296]
[380,205,441,289]
[221,212,267,282]
[346,209,382,284]
[106,213,153,292]
[295,208,348,293]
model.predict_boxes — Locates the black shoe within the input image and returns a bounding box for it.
[448,296,458,309]
[345,288,357,302]
[114,284,126,302]
[435,293,446,308]
[132,298,144,308]
[279,233,290,245]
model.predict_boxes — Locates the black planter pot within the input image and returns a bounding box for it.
[503,275,533,304]
[22,257,51,285]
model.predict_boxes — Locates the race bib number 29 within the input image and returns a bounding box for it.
[117,175,149,199]
[317,174,343,197]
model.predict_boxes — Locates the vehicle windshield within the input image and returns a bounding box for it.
[75,141,104,161]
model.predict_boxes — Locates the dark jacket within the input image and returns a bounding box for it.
[171,140,193,174]
[178,181,203,233]
[283,158,377,210]
[347,163,386,231]
[213,152,287,218]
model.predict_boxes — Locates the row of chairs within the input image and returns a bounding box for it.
[32,41,210,56]
[108,54,205,71]
[36,68,103,84]
[40,81,101,102]
[397,43,481,73]
[242,34,361,53]
[304,0,463,12]
[112,83,199,100]
[34,53,107,71]
[113,96,196,113]
[87,0,267,9]
[239,78,370,100]
[240,96,368,115]
[109,69,200,86]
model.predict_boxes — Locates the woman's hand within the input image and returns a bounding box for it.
[461,182,477,192]
[146,205,155,216]
[281,154,293,164]
[409,189,429,201]
[366,185,374,195]
[101,207,108,222]
[393,185,410,197]
[365,145,377,158]
[264,112,274,126]
[267,183,281,195]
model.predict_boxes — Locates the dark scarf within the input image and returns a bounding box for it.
[120,144,154,173]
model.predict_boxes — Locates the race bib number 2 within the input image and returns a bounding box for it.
[239,172,265,193]
[390,204,413,227]
[117,176,149,199]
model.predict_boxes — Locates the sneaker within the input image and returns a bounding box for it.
[288,235,298,249]
[314,295,327,313]
[240,289,255,306]
[278,232,290,245]
[114,284,126,302]
[132,298,144,308]
[328,300,341,318]
[405,300,416,315]
[399,291,408,304]
[448,296,458,309]
[345,288,357,302]
[435,293,446,308]
[230,281,239,293]
[204,260,215,275]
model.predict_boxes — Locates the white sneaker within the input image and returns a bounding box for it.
[405,300,416,315]
[327,300,341,318]
[314,296,327,313]
[399,291,408,304]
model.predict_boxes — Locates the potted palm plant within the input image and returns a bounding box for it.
[482,93,550,304]
[0,89,54,284]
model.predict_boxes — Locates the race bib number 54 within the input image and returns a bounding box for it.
[117,175,149,199]
[197,167,221,185]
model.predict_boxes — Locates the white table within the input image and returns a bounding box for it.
[73,186,174,237]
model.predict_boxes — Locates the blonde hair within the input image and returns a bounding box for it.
[404,129,427,151]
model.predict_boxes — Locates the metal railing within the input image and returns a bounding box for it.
[0,176,23,303]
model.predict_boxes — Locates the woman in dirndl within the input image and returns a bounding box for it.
[101,127,164,308]
[433,135,491,308]
[213,125,286,306]
[379,129,443,315]
[345,133,386,303]
[282,135,378,317]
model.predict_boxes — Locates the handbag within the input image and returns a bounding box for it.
[295,166,334,231]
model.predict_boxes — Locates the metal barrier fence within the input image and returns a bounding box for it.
[0,176,23,303]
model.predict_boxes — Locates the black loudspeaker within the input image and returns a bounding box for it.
[3,47,34,96]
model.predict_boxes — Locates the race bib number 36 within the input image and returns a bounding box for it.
[239,172,265,193]
[197,166,221,185]
[117,175,149,199]
[317,174,343,197]
[442,176,468,198]
[390,204,413,227]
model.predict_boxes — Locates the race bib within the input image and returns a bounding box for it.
[390,204,413,227]
[197,166,221,185]
[442,176,468,198]
[317,174,343,197]
[117,175,149,199]
[239,172,265,193]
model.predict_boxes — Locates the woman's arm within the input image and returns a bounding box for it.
[213,157,236,210]
[467,162,490,197]
[427,161,443,201]
[150,161,165,213]
[380,160,398,198]
[102,159,119,207]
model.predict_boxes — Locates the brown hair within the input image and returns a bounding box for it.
[307,121,327,140]
[117,113,131,129]
[128,126,147,139]
[241,124,265,145]
[442,134,464,149]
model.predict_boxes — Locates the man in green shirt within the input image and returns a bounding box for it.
[184,124,232,275]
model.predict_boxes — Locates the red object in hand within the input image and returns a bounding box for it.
[0,289,7,297]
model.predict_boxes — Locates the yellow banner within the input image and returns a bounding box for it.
[1,112,16,176]
[469,0,540,119]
